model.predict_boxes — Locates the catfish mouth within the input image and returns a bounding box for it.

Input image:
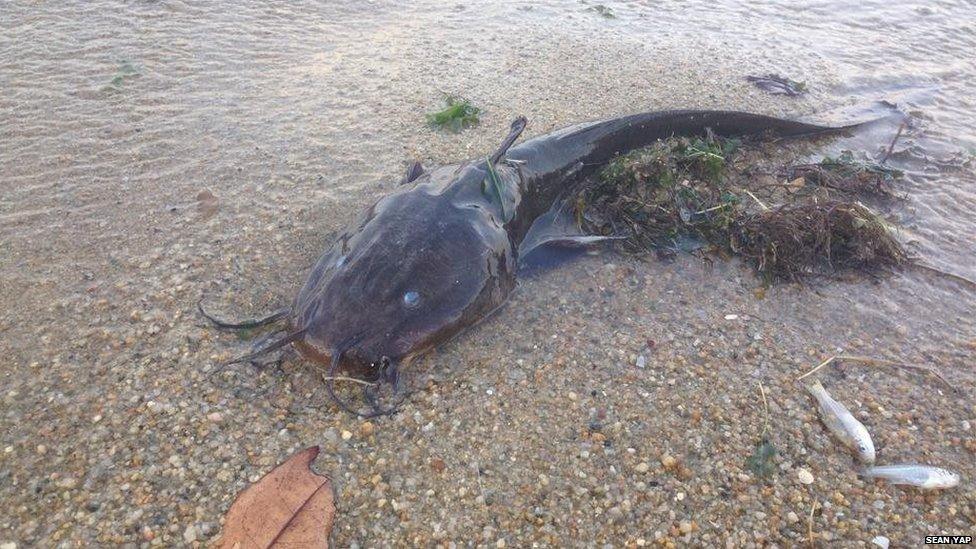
[324,347,405,418]
[292,333,409,418]
[293,331,408,379]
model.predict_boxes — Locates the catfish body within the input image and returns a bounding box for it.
[292,110,851,381]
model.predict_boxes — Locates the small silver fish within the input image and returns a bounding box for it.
[862,464,960,489]
[806,380,876,463]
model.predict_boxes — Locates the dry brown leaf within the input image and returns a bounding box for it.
[218,446,335,549]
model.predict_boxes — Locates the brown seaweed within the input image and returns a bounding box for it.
[576,134,908,282]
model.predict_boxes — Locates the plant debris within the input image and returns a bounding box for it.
[576,134,742,253]
[482,156,509,221]
[218,446,335,548]
[747,382,778,478]
[782,151,902,197]
[796,354,952,390]
[587,4,615,18]
[104,59,140,91]
[747,437,778,477]
[427,95,481,132]
[733,201,908,282]
[575,133,909,282]
[746,74,808,96]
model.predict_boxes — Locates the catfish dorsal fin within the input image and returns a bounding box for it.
[489,116,528,165]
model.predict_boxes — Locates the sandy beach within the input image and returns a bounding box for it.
[1,1,973,546]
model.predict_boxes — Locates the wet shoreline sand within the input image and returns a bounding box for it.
[2,1,974,546]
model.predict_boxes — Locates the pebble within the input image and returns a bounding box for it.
[56,477,78,489]
[430,458,446,473]
[183,525,197,544]
[872,535,890,549]
[797,468,814,485]
[1,16,973,547]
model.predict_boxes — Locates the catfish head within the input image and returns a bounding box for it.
[291,164,517,388]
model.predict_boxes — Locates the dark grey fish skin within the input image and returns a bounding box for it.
[291,110,854,379]
[746,74,807,96]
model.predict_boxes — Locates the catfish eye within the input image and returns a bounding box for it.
[403,290,420,307]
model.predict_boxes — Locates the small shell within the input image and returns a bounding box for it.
[797,468,814,485]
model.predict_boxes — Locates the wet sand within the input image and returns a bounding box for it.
[1,1,974,546]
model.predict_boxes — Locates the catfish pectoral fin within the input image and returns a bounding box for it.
[518,198,621,255]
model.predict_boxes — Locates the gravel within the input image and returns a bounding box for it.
[2,0,975,547]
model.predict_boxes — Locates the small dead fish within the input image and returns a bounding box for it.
[806,380,875,463]
[861,464,960,489]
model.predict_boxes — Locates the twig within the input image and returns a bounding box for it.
[882,122,906,164]
[796,354,952,390]
[320,373,376,387]
[743,189,769,211]
[695,203,731,215]
[758,381,770,437]
[739,312,769,323]
[473,461,487,503]
[807,500,818,548]
[797,356,837,382]
[912,262,976,290]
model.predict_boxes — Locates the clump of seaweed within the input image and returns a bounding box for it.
[732,202,908,282]
[427,95,481,132]
[577,133,741,253]
[576,133,909,282]
[747,437,778,477]
[783,151,902,197]
[103,59,140,92]
[587,4,615,18]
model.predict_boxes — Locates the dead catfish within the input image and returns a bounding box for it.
[203,110,861,415]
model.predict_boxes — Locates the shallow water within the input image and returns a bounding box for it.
[1,1,974,546]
